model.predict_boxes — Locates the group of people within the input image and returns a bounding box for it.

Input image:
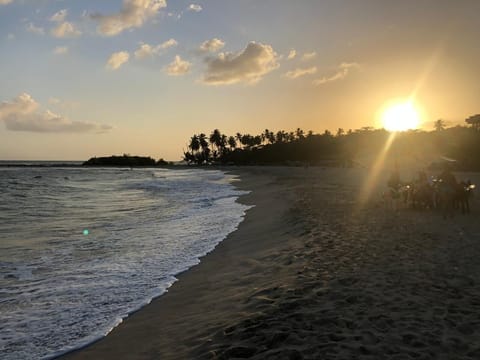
[385,164,475,217]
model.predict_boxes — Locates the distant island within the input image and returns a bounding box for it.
[83,154,170,167]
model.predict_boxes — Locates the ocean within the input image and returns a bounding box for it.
[0,166,250,359]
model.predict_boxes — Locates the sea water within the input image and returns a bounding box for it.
[0,166,250,359]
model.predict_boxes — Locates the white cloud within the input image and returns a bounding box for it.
[7,33,15,40]
[284,66,317,79]
[188,4,202,12]
[199,38,225,53]
[51,21,81,38]
[92,0,167,36]
[287,49,296,60]
[26,23,45,35]
[134,43,156,59]
[313,62,360,85]
[106,51,130,70]
[134,38,177,59]
[165,55,191,76]
[159,38,178,50]
[202,42,279,85]
[0,0,13,5]
[50,9,68,22]
[53,46,68,55]
[302,51,317,61]
[0,93,111,133]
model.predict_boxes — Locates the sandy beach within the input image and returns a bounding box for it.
[63,166,480,360]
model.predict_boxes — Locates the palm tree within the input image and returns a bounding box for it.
[263,129,270,144]
[240,134,252,148]
[198,133,210,164]
[295,128,305,140]
[276,130,285,143]
[209,129,222,161]
[236,132,243,148]
[466,114,480,130]
[209,129,222,149]
[220,134,227,150]
[228,136,237,150]
[189,135,200,154]
[434,119,446,131]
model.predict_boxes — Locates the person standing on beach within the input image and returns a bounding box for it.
[437,164,457,218]
[387,167,401,195]
[386,166,402,210]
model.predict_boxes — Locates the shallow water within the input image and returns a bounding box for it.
[0,167,250,359]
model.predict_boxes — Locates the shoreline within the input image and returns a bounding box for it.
[61,166,286,359]
[62,166,480,359]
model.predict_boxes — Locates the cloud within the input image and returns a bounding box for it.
[0,93,111,133]
[284,66,317,79]
[26,22,45,35]
[199,38,225,53]
[53,46,68,55]
[7,33,15,40]
[106,51,130,70]
[91,0,167,36]
[287,49,296,60]
[202,42,279,85]
[50,9,68,22]
[134,38,177,59]
[0,0,13,5]
[51,21,81,38]
[302,51,317,61]
[188,4,202,12]
[165,55,191,76]
[313,62,360,85]
[134,43,156,59]
[159,38,177,49]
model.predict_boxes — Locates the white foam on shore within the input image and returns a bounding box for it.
[0,167,252,360]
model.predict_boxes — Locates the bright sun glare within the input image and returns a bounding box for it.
[382,102,420,131]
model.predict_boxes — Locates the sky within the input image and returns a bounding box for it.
[1,0,480,160]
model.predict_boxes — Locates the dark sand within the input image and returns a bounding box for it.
[63,166,480,359]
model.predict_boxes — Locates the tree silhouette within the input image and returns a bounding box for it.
[182,125,480,170]
[189,135,200,153]
[209,129,222,161]
[295,128,305,140]
[228,136,237,150]
[434,119,446,131]
[466,114,480,130]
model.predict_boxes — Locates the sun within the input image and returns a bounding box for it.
[381,102,421,131]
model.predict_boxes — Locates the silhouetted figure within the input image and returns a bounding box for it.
[387,168,401,196]
[385,167,402,210]
[457,180,475,214]
[411,170,434,209]
[437,164,457,219]
[439,165,457,188]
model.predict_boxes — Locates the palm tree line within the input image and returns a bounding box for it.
[183,128,319,165]
[183,114,480,169]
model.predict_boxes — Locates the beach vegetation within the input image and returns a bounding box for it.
[182,122,480,170]
[83,154,159,167]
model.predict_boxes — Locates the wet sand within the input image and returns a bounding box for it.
[63,166,480,359]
